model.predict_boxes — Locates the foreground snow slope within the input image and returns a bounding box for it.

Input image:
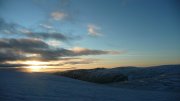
[0,70,179,101]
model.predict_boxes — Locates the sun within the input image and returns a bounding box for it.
[24,61,47,72]
[27,65,42,72]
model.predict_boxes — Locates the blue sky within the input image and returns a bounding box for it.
[0,0,179,69]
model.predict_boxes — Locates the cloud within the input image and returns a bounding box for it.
[0,38,120,63]
[18,29,77,41]
[51,11,67,21]
[30,32,70,41]
[38,48,118,59]
[36,58,99,66]
[0,38,49,62]
[18,29,74,42]
[0,17,78,42]
[47,40,61,47]
[0,63,28,67]
[65,58,99,65]
[19,28,32,34]
[0,49,26,62]
[88,24,102,37]
[0,18,17,34]
[39,23,53,30]
[0,18,30,36]
[0,38,49,50]
[71,47,117,55]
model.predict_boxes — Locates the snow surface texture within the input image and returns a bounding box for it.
[0,70,179,101]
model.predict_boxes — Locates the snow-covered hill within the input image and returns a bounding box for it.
[108,65,180,92]
[55,68,128,84]
[0,70,179,101]
[56,65,180,92]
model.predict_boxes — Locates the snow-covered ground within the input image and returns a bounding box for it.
[0,70,179,101]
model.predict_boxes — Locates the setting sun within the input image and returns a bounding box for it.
[26,65,42,72]
[23,61,48,72]
[24,61,46,65]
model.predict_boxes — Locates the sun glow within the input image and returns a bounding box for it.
[27,65,43,72]
[24,61,48,72]
[24,61,46,65]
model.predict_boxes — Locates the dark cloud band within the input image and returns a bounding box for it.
[0,38,119,64]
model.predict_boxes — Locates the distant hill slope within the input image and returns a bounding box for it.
[55,65,180,92]
[55,68,128,84]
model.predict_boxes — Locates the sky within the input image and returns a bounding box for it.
[0,0,180,70]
